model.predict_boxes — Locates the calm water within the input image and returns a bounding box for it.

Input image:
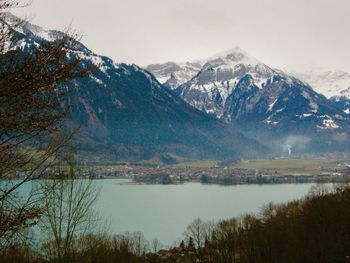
[94,179,315,245]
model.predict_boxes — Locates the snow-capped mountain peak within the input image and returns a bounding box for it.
[1,12,61,42]
[173,47,278,116]
[145,46,263,90]
[4,13,350,153]
[0,13,113,72]
[2,15,268,160]
[146,47,350,139]
[145,61,203,89]
[207,46,260,66]
[284,65,350,99]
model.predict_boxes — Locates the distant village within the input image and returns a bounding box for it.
[6,152,350,185]
[82,160,350,186]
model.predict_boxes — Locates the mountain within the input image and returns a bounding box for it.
[175,47,275,117]
[3,14,267,162]
[145,61,203,89]
[284,66,350,98]
[221,74,350,141]
[147,47,350,153]
[330,87,350,116]
[285,65,350,119]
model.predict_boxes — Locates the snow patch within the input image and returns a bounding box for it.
[301,91,318,113]
[285,65,350,98]
[317,117,340,129]
[263,119,279,125]
[303,113,313,117]
[268,98,278,112]
[90,75,103,85]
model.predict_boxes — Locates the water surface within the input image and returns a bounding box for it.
[95,180,315,245]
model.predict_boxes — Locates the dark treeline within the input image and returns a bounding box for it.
[2,184,350,263]
[179,184,350,263]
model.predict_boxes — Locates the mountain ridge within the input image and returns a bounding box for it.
[146,47,350,153]
[284,65,350,99]
[3,14,268,162]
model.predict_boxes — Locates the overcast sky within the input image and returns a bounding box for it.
[12,0,350,71]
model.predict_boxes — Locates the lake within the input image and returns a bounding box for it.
[94,179,316,245]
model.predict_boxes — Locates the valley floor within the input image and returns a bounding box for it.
[67,154,350,185]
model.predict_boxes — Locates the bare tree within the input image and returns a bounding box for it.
[39,164,100,263]
[0,0,92,249]
[132,231,149,257]
[184,218,216,261]
[215,219,238,263]
[151,237,163,253]
[184,218,215,250]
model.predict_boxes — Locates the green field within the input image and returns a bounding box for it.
[170,158,350,176]
[233,158,349,175]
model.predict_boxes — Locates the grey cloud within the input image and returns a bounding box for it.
[12,0,350,72]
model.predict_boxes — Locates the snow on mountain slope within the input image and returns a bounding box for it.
[285,65,350,98]
[145,61,203,89]
[2,12,113,73]
[222,74,348,131]
[1,14,268,160]
[340,87,350,99]
[145,46,272,93]
[148,47,350,139]
[2,12,64,46]
[6,12,350,153]
[330,87,350,115]
[285,65,350,117]
[176,47,279,117]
